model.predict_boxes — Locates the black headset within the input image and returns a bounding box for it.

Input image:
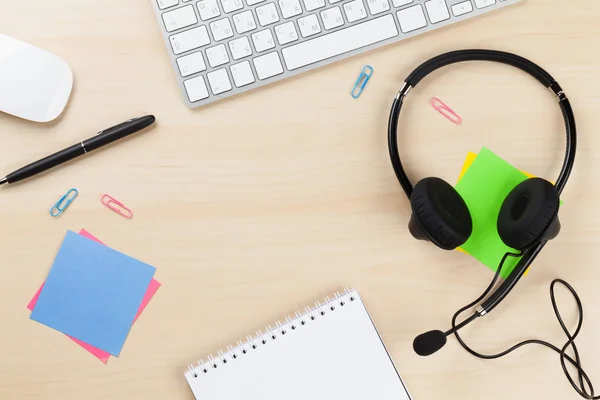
[386,50,599,399]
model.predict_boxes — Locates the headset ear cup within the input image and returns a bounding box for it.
[497,178,560,250]
[409,177,472,250]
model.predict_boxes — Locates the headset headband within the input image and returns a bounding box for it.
[388,49,577,198]
[387,49,577,314]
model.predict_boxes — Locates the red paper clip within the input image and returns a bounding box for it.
[101,194,133,219]
[430,97,462,125]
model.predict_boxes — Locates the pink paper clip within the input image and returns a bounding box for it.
[430,97,462,125]
[101,194,133,219]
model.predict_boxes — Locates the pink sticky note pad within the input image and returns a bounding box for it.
[27,229,161,363]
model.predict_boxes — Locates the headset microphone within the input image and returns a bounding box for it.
[413,330,447,356]
[412,244,547,356]
[413,305,482,356]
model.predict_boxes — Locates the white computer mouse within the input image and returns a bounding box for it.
[0,33,73,123]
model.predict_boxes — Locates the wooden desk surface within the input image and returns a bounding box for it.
[1,0,599,398]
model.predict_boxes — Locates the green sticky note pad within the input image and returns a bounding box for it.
[455,147,528,278]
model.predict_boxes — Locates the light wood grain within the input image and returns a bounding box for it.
[1,0,599,398]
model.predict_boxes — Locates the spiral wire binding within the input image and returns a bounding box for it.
[187,288,357,378]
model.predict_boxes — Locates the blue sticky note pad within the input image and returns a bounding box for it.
[30,231,156,356]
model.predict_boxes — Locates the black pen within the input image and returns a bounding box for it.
[0,115,156,186]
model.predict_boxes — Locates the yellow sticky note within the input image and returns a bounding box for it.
[457,152,478,182]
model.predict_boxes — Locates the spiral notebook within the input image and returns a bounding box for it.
[184,289,412,400]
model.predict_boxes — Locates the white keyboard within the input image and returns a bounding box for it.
[151,0,524,108]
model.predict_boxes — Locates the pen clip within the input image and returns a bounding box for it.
[97,117,139,136]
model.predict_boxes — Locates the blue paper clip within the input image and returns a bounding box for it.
[50,188,79,217]
[351,65,374,99]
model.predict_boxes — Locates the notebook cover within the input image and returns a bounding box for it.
[184,290,411,400]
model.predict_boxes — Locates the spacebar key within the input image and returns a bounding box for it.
[282,15,398,71]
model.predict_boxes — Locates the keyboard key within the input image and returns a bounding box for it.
[256,3,280,26]
[233,10,257,34]
[210,18,234,41]
[206,44,230,67]
[321,7,344,30]
[275,21,299,45]
[162,5,198,32]
[298,15,321,38]
[392,0,412,7]
[184,76,209,102]
[247,0,266,5]
[425,0,449,23]
[230,61,256,87]
[278,0,303,18]
[282,14,397,70]
[343,0,367,23]
[207,68,233,94]
[329,0,343,4]
[170,26,210,55]
[253,52,284,79]
[366,0,390,15]
[177,51,207,77]
[252,29,276,52]
[397,4,426,33]
[303,0,325,11]
[474,0,495,8]
[221,0,244,13]
[157,0,178,10]
[229,36,253,59]
[197,0,221,20]
[451,0,473,16]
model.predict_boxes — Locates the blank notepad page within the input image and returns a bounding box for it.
[185,290,412,400]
